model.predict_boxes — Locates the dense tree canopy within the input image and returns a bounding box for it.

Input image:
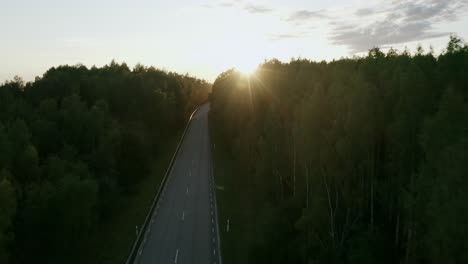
[0,61,210,264]
[210,36,468,263]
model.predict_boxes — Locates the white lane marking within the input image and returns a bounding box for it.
[212,237,215,243]
[212,218,214,224]
[174,249,179,263]
[182,211,185,221]
[186,187,189,195]
[213,249,216,255]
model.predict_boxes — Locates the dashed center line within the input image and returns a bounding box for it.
[133,107,222,264]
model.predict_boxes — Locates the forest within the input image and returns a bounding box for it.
[210,36,468,263]
[0,61,210,264]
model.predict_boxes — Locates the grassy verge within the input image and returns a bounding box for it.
[211,125,260,264]
[75,133,181,264]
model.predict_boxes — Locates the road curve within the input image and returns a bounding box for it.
[134,103,221,264]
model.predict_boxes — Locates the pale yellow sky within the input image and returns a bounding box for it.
[1,0,467,82]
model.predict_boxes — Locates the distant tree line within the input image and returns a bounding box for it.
[0,61,210,263]
[210,36,468,263]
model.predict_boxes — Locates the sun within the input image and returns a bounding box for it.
[236,62,258,76]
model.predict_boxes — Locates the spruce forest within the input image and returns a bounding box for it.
[210,37,468,264]
[0,62,210,263]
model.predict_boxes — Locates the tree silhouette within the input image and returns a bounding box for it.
[210,37,468,264]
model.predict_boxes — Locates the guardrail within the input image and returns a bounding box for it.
[125,106,200,264]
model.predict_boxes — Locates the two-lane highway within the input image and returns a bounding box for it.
[134,104,221,264]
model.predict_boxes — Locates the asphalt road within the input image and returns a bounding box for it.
[134,104,221,264]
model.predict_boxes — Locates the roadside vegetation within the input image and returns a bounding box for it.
[76,134,179,264]
[210,36,468,264]
[210,125,259,264]
[0,62,210,264]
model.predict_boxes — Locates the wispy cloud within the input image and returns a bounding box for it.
[286,9,328,22]
[200,3,213,9]
[201,1,274,14]
[201,1,239,8]
[219,2,235,7]
[330,0,468,52]
[354,8,375,17]
[269,33,309,41]
[244,4,273,14]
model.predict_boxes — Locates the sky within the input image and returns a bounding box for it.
[1,0,468,82]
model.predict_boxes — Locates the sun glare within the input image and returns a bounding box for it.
[236,62,258,76]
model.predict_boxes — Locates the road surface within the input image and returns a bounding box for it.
[134,104,221,264]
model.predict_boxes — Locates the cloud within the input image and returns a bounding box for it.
[269,33,307,41]
[355,8,375,16]
[244,4,273,14]
[200,3,213,8]
[330,0,468,52]
[286,9,328,22]
[331,21,447,53]
[201,1,240,8]
[202,1,274,14]
[219,2,235,7]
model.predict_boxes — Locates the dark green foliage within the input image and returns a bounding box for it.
[210,37,468,263]
[0,62,210,263]
[0,173,16,263]
[118,129,151,189]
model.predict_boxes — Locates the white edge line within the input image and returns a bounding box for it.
[127,107,200,264]
[174,248,179,263]
[211,156,223,264]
